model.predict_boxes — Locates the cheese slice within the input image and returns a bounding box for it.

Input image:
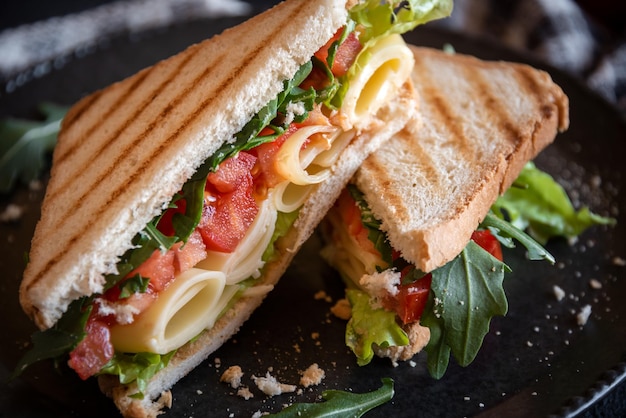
[109,268,227,354]
[341,34,414,128]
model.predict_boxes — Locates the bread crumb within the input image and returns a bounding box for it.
[589,279,602,289]
[237,386,254,400]
[158,390,173,409]
[576,305,592,326]
[612,256,626,266]
[0,204,23,222]
[552,285,565,301]
[220,365,244,389]
[252,372,296,396]
[359,270,400,308]
[330,298,351,320]
[314,290,332,303]
[299,363,325,388]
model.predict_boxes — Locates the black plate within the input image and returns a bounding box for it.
[1,16,625,418]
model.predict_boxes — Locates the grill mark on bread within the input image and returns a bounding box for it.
[46,60,189,203]
[55,70,152,165]
[462,65,523,149]
[25,22,284,292]
[60,91,102,131]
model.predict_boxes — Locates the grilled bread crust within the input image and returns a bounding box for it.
[20,0,348,329]
[355,46,569,273]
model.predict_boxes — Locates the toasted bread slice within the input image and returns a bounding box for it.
[20,0,349,329]
[354,46,569,273]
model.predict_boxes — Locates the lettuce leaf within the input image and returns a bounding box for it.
[270,378,394,417]
[349,0,453,46]
[262,210,300,262]
[345,289,409,366]
[98,351,175,397]
[492,162,616,244]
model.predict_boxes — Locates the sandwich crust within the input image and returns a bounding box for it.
[355,46,569,273]
[20,0,348,329]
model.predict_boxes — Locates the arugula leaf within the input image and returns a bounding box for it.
[424,242,508,371]
[269,377,394,418]
[492,162,616,244]
[0,102,68,193]
[345,289,409,366]
[420,293,450,379]
[118,275,150,299]
[271,378,394,418]
[481,212,555,263]
[10,298,90,379]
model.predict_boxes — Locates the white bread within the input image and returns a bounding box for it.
[355,46,569,273]
[20,0,349,329]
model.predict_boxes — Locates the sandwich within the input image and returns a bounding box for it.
[13,1,453,416]
[322,46,612,377]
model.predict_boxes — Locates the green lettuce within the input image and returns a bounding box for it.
[492,162,615,244]
[346,289,409,366]
[349,0,454,46]
[98,351,176,398]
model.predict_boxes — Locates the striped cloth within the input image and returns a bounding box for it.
[0,0,624,116]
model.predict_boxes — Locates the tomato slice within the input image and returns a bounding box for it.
[68,318,114,380]
[336,189,380,258]
[157,198,187,237]
[314,29,362,77]
[251,125,297,189]
[392,270,433,324]
[199,152,259,253]
[471,230,503,261]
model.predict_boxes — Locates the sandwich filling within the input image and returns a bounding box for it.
[322,168,614,378]
[15,0,455,394]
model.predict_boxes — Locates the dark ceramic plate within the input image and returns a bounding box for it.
[1,15,625,418]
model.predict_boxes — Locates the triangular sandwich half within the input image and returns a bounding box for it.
[322,45,569,373]
[15,2,453,416]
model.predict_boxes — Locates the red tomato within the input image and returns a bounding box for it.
[251,125,297,189]
[336,189,380,258]
[314,29,362,77]
[471,230,503,261]
[128,247,176,293]
[173,230,207,273]
[157,198,187,237]
[206,151,257,193]
[199,152,259,253]
[68,318,114,380]
[393,271,433,324]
